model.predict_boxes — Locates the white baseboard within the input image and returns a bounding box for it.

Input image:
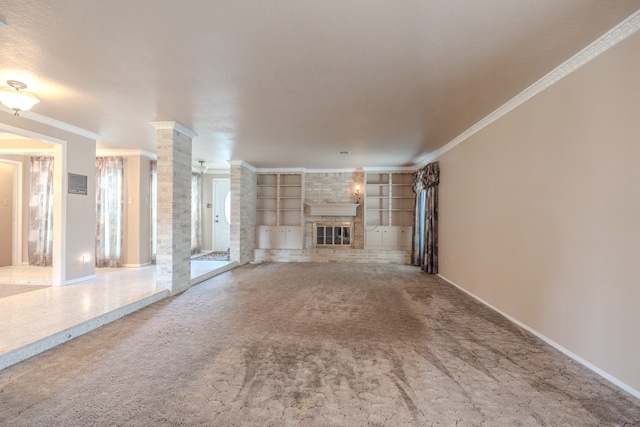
[437,273,640,400]
[123,262,152,268]
[63,275,97,286]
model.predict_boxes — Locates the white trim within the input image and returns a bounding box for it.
[0,123,66,145]
[149,121,198,139]
[417,9,640,167]
[203,169,230,176]
[257,167,307,174]
[437,273,640,400]
[228,160,257,172]
[64,274,97,286]
[96,149,157,159]
[304,168,357,173]
[123,262,152,268]
[362,166,416,173]
[21,112,100,141]
[0,148,54,155]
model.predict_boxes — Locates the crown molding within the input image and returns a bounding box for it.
[416,9,640,168]
[228,160,257,172]
[256,167,308,174]
[0,148,54,155]
[304,168,361,173]
[21,112,101,140]
[96,149,156,159]
[362,166,416,173]
[150,121,198,139]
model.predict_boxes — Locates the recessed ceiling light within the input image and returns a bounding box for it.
[338,150,350,156]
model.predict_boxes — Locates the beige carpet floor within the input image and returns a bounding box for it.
[0,263,638,426]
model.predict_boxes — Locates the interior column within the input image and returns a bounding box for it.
[151,121,197,294]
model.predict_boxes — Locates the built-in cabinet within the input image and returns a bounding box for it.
[256,173,303,249]
[364,172,414,250]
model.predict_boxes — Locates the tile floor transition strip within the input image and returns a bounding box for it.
[0,290,169,371]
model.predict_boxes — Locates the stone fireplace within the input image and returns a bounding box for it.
[313,222,354,248]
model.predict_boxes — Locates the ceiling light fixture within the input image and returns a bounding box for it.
[0,80,40,116]
[197,160,209,174]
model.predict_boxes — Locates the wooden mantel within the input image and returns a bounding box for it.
[306,203,360,216]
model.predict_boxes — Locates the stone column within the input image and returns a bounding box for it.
[151,121,197,294]
[229,160,256,264]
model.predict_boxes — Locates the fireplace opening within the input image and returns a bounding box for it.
[313,222,353,248]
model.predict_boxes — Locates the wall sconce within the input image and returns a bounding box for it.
[0,80,40,116]
[82,255,91,265]
[355,184,361,204]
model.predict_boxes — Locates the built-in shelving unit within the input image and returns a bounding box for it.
[256,173,303,249]
[364,172,414,249]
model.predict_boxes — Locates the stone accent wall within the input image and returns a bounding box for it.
[304,171,364,249]
[155,129,192,294]
[230,163,256,264]
[254,248,410,264]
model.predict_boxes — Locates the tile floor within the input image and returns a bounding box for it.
[0,260,235,371]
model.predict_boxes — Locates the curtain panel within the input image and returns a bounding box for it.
[28,156,54,266]
[411,161,440,274]
[95,156,124,268]
[191,173,202,254]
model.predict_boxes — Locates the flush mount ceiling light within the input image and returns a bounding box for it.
[0,80,40,116]
[197,160,209,174]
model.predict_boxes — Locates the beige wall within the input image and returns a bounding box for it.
[0,162,13,266]
[0,113,97,284]
[438,32,640,393]
[123,155,152,266]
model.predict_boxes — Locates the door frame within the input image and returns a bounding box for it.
[0,158,23,265]
[212,178,230,252]
[0,123,67,286]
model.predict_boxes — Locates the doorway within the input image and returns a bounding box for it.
[0,160,19,267]
[212,179,230,252]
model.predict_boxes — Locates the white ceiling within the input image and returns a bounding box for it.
[0,1,639,170]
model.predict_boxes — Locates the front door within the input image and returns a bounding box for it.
[212,179,231,252]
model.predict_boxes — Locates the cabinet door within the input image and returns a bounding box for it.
[398,226,413,250]
[365,228,384,248]
[283,227,302,249]
[381,226,399,248]
[256,226,274,249]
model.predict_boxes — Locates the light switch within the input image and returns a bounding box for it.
[2,198,7,206]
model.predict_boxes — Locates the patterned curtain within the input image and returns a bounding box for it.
[411,168,426,266]
[28,156,54,266]
[191,172,202,254]
[95,157,124,268]
[423,162,440,274]
[411,162,440,274]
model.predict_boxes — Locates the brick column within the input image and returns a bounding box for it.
[229,160,256,264]
[151,121,197,294]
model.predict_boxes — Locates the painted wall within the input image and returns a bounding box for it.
[0,114,97,284]
[0,162,13,266]
[437,31,640,393]
[123,155,152,266]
